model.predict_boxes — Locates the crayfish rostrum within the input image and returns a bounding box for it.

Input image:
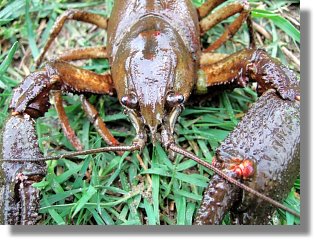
[0,0,300,225]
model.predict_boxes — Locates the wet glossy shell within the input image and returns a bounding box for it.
[107,0,200,131]
[0,115,46,225]
[195,90,300,224]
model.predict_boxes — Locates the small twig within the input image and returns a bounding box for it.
[253,21,272,40]
[19,45,31,75]
[281,46,300,71]
[255,32,264,46]
[285,15,300,28]
[136,153,152,186]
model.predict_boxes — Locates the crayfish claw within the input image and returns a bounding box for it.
[0,114,46,225]
[195,90,300,224]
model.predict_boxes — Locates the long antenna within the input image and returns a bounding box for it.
[1,142,300,218]
[168,143,300,218]
[1,145,139,162]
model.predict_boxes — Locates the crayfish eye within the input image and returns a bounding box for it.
[121,93,139,109]
[166,92,184,107]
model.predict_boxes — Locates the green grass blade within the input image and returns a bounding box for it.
[42,197,66,225]
[143,198,156,225]
[55,164,82,184]
[221,92,238,126]
[72,185,97,218]
[252,9,300,43]
[0,19,14,26]
[90,209,106,225]
[175,172,208,188]
[25,0,39,59]
[174,194,186,225]
[99,209,115,225]
[0,41,18,77]
[176,189,202,201]
[0,0,25,19]
[185,202,196,225]
[152,147,161,224]
[42,188,82,205]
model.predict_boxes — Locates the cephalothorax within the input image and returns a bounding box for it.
[107,0,200,146]
[0,0,300,225]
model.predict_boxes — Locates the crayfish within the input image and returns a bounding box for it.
[0,0,300,225]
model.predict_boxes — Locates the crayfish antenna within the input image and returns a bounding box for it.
[1,128,299,218]
[0,145,140,162]
[168,143,300,218]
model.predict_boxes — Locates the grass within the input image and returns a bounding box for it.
[0,0,300,225]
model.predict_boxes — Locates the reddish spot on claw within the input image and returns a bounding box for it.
[153,30,161,36]
[233,167,243,178]
[241,160,255,178]
[211,156,217,166]
[231,159,255,179]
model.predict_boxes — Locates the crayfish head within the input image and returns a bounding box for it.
[109,16,199,146]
